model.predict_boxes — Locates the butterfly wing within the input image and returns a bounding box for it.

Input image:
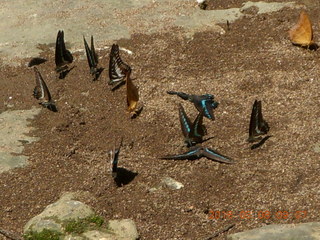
[202,147,234,164]
[189,110,206,145]
[248,100,260,142]
[111,138,123,178]
[126,70,139,114]
[160,147,202,160]
[55,30,64,68]
[91,35,98,65]
[33,67,51,102]
[109,44,130,86]
[257,101,269,135]
[28,57,47,67]
[289,10,313,46]
[84,36,94,69]
[60,30,73,64]
[178,104,192,139]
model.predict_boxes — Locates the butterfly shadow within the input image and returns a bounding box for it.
[113,167,138,187]
[294,42,319,51]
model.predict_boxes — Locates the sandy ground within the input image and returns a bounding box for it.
[1,0,320,239]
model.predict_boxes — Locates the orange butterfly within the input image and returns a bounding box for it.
[126,68,142,118]
[289,10,318,49]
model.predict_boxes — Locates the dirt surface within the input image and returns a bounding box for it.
[1,1,320,239]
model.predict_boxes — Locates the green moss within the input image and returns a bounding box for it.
[63,215,105,234]
[23,229,62,240]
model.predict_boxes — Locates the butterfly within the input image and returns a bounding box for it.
[179,104,206,147]
[83,35,103,81]
[248,100,270,149]
[126,68,142,118]
[109,138,123,179]
[55,30,74,79]
[161,145,233,164]
[108,44,130,91]
[167,91,219,120]
[289,10,318,50]
[33,67,57,112]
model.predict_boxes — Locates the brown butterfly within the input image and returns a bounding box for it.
[289,10,318,50]
[33,67,57,112]
[108,44,130,91]
[126,68,142,118]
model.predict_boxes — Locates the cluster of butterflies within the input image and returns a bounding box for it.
[31,30,142,118]
[29,29,273,185]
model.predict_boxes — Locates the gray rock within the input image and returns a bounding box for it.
[108,219,139,240]
[227,222,320,240]
[161,177,184,190]
[24,192,95,233]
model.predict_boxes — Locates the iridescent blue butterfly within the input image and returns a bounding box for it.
[83,35,104,81]
[179,103,206,147]
[167,91,219,120]
[248,100,270,149]
[161,146,233,164]
[55,30,74,79]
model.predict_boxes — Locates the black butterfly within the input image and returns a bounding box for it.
[179,104,207,147]
[33,67,57,112]
[110,138,123,179]
[108,44,131,91]
[161,145,233,164]
[167,91,219,120]
[28,57,47,67]
[83,35,103,81]
[55,30,73,79]
[248,100,270,149]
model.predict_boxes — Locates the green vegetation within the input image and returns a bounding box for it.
[64,215,105,234]
[23,229,62,240]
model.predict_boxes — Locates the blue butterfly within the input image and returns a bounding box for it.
[161,146,233,164]
[167,91,219,120]
[179,104,206,147]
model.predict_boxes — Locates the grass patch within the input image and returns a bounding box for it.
[64,215,105,234]
[23,229,62,240]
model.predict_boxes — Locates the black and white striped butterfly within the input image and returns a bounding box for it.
[179,104,206,147]
[33,67,57,112]
[248,100,270,149]
[55,30,73,79]
[108,44,131,91]
[161,145,233,164]
[83,35,103,81]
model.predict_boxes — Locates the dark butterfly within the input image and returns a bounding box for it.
[161,145,233,164]
[248,100,270,149]
[28,57,47,67]
[110,138,123,179]
[167,91,219,120]
[55,30,73,79]
[83,35,103,81]
[108,44,130,91]
[179,104,206,147]
[33,67,57,112]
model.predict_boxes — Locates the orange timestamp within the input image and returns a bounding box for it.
[208,210,308,220]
